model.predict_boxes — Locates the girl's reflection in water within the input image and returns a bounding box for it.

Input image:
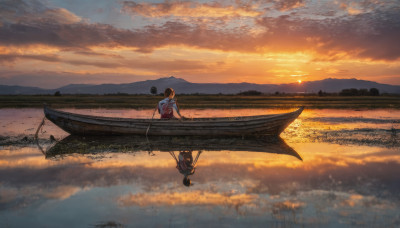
[169,150,202,187]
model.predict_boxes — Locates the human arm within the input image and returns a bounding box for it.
[172,100,183,118]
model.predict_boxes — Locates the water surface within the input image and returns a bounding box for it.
[0,108,399,227]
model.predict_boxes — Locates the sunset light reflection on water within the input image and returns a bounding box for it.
[0,108,399,227]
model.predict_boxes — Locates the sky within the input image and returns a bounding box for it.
[0,0,400,88]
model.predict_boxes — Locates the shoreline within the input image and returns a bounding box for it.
[1,95,399,109]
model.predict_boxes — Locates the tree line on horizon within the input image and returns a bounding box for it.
[130,87,384,96]
[50,87,384,96]
[235,88,380,96]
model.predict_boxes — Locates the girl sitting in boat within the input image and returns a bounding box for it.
[158,88,183,119]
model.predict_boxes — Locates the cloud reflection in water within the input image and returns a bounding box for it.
[1,108,400,227]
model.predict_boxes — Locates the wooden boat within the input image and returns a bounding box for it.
[43,135,302,161]
[44,106,303,136]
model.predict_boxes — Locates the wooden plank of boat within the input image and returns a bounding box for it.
[44,105,304,136]
[44,135,302,161]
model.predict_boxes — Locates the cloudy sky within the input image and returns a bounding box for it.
[1,0,400,88]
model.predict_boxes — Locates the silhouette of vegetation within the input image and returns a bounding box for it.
[92,221,124,228]
[54,91,61,96]
[339,88,359,96]
[150,86,157,95]
[1,94,399,109]
[237,90,262,96]
[104,93,129,96]
[318,90,328,96]
[339,88,380,96]
[359,88,369,96]
[370,88,380,96]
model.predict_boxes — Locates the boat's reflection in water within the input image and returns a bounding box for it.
[43,135,302,186]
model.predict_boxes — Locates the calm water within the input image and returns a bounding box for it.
[0,108,399,228]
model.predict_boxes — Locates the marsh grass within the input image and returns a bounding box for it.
[0,94,399,109]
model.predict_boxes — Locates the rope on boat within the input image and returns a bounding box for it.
[145,104,159,138]
[34,116,46,155]
[35,138,46,155]
[34,117,46,139]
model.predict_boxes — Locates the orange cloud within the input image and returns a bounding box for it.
[0,147,93,168]
[122,1,262,18]
[273,0,305,11]
[118,190,258,207]
[0,53,60,64]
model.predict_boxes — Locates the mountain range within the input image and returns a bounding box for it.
[1,77,400,95]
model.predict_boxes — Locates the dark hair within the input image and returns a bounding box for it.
[183,177,191,187]
[164,88,174,97]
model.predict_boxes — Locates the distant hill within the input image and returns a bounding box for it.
[286,78,400,94]
[1,77,399,95]
[0,85,50,95]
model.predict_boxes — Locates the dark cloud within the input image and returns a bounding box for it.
[0,0,81,24]
[0,22,118,49]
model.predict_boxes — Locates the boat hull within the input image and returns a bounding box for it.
[44,135,302,161]
[44,106,303,136]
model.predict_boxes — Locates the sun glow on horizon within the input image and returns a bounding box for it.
[298,80,302,84]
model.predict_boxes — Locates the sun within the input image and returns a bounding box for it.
[297,80,302,84]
